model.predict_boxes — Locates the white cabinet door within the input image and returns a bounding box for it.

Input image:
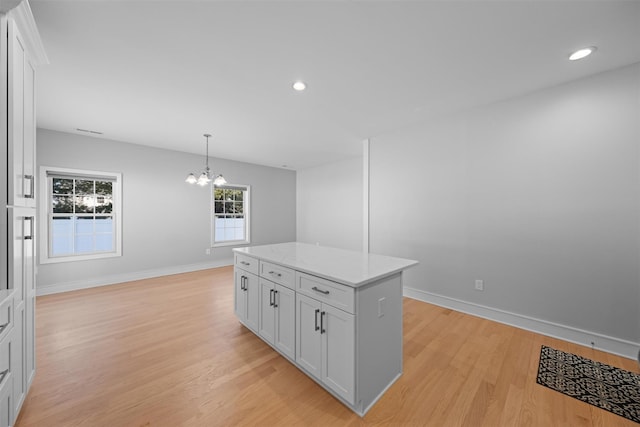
[8,19,36,208]
[296,294,322,380]
[258,279,275,344]
[234,269,259,332]
[274,284,295,360]
[322,304,355,404]
[11,303,24,416]
[234,269,247,321]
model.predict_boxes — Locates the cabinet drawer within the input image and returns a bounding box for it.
[259,261,294,290]
[235,253,259,275]
[0,369,11,427]
[0,298,13,344]
[0,331,11,387]
[296,272,354,314]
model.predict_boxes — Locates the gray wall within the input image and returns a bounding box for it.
[370,63,640,344]
[36,129,296,291]
[297,156,363,251]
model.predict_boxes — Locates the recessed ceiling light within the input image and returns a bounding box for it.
[292,81,306,91]
[569,46,597,61]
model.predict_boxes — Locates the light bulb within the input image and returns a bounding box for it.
[569,47,596,61]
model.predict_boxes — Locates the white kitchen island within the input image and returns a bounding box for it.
[233,242,418,416]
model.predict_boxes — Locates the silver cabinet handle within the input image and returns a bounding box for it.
[269,289,275,306]
[240,261,250,266]
[0,369,8,385]
[0,322,9,334]
[274,290,278,308]
[25,174,34,199]
[320,311,326,334]
[314,309,320,331]
[269,271,282,278]
[24,216,34,240]
[312,286,329,295]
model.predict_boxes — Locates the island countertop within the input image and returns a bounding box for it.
[233,242,418,287]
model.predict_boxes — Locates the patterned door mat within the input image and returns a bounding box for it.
[536,345,640,424]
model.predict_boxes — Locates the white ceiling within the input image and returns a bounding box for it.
[30,0,640,170]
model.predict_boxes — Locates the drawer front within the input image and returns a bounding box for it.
[296,272,355,314]
[259,261,294,290]
[0,331,11,386]
[0,298,13,344]
[0,370,11,427]
[234,253,259,276]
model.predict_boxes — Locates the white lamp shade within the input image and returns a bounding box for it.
[197,172,210,186]
[213,174,227,186]
[185,173,197,184]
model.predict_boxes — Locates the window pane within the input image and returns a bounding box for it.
[95,234,113,251]
[75,179,94,194]
[214,201,223,214]
[75,217,94,234]
[75,235,94,253]
[52,217,73,235]
[224,201,233,213]
[95,181,112,195]
[95,197,113,214]
[52,196,73,213]
[224,229,235,241]
[52,235,73,256]
[214,228,225,242]
[233,202,243,214]
[234,228,244,240]
[95,217,113,233]
[234,190,243,202]
[53,178,73,194]
[225,217,236,227]
[214,189,224,201]
[235,217,245,229]
[74,196,95,213]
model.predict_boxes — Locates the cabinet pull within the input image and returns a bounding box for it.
[0,369,8,385]
[0,322,8,335]
[274,290,278,308]
[320,311,326,334]
[240,261,250,266]
[269,271,282,278]
[269,289,274,306]
[24,216,34,240]
[312,286,330,295]
[25,174,34,199]
[314,309,320,331]
[241,276,247,291]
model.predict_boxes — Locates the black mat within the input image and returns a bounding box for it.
[536,345,640,423]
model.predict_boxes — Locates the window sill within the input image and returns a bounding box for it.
[40,251,121,264]
[212,240,250,248]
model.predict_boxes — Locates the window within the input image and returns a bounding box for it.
[212,185,250,247]
[39,166,122,263]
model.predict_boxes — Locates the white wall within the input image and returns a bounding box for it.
[36,129,296,294]
[370,63,640,355]
[297,156,363,251]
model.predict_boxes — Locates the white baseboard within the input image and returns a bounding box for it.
[404,286,640,361]
[36,259,234,296]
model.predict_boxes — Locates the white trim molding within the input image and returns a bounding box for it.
[36,258,234,296]
[404,286,640,361]
[6,0,48,65]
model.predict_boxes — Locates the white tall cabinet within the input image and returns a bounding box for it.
[1,1,47,425]
[233,242,417,416]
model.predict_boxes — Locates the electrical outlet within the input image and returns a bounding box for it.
[474,279,484,291]
[205,248,211,255]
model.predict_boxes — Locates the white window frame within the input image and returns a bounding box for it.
[39,166,123,264]
[211,184,250,248]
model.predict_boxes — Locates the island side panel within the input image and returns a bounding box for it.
[355,272,403,413]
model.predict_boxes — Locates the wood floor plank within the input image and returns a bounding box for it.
[15,266,639,426]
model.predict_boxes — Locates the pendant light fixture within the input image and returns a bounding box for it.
[185,134,227,186]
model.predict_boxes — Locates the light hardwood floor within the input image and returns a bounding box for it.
[15,266,639,426]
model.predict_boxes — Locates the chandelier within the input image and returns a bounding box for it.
[185,134,227,186]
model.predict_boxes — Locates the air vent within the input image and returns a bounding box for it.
[76,128,103,135]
